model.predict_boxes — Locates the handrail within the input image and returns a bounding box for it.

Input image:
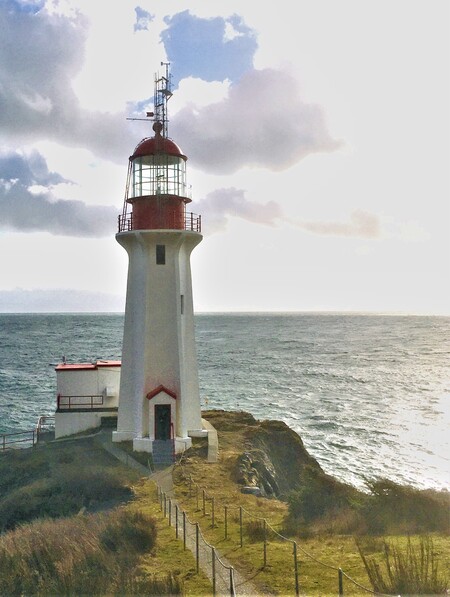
[57,394,104,410]
[118,211,201,233]
[1,429,36,450]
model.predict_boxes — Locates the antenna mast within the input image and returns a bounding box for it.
[154,62,172,138]
[126,62,173,137]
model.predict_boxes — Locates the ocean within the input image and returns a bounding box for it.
[0,313,448,491]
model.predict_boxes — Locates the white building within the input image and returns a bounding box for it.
[54,360,120,439]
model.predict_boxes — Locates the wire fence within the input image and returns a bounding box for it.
[171,469,390,597]
[157,485,236,596]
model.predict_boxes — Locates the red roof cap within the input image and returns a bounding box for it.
[131,136,186,160]
[55,360,121,371]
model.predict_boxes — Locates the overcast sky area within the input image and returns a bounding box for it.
[0,0,448,313]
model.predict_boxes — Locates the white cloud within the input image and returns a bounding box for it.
[172,68,341,174]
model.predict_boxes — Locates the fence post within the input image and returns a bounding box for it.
[230,567,236,597]
[164,493,167,518]
[183,511,186,550]
[293,541,300,597]
[175,504,179,538]
[239,506,243,548]
[196,486,200,510]
[263,518,267,568]
[159,487,163,509]
[195,522,200,573]
[202,489,206,515]
[224,506,228,540]
[168,498,172,526]
[212,546,216,596]
[211,497,215,528]
[338,567,344,596]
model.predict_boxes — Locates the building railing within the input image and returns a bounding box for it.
[1,430,37,450]
[57,394,105,410]
[118,212,201,233]
[0,415,55,450]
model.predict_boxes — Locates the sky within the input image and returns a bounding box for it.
[0,0,449,313]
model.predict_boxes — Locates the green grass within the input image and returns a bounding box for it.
[170,425,450,596]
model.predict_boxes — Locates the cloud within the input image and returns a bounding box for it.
[0,150,68,186]
[196,188,380,240]
[296,210,381,239]
[172,68,341,174]
[0,3,137,162]
[134,6,153,32]
[195,187,282,233]
[0,151,117,237]
[162,10,257,87]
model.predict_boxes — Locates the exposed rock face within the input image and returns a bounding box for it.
[203,410,323,499]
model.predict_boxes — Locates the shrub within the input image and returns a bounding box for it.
[245,520,267,542]
[100,509,157,553]
[287,467,356,523]
[362,479,450,535]
[357,535,449,595]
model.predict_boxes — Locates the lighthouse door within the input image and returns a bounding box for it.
[155,404,171,440]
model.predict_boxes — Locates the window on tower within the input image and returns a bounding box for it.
[156,244,166,265]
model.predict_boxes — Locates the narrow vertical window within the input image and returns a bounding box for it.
[156,244,165,265]
[180,294,184,314]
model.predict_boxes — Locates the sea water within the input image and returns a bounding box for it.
[0,313,448,490]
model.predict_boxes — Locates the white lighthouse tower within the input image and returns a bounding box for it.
[112,65,203,455]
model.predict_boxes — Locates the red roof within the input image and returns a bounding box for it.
[131,136,186,160]
[55,360,121,371]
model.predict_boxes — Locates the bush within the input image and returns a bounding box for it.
[0,466,134,531]
[245,520,267,542]
[362,479,450,535]
[287,467,356,523]
[100,509,157,553]
[357,535,449,595]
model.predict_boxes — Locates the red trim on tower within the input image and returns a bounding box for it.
[146,385,177,400]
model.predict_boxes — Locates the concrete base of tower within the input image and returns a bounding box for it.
[188,428,209,438]
[131,436,193,454]
[112,430,135,442]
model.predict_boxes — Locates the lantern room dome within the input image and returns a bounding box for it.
[131,135,186,160]
[131,120,186,160]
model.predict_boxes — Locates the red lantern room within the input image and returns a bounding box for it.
[118,67,201,233]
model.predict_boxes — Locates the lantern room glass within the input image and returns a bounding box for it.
[130,154,188,199]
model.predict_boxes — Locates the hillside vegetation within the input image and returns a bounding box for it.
[0,412,448,595]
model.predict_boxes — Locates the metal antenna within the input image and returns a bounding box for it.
[126,62,173,138]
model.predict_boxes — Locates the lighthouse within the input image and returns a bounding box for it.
[112,65,203,455]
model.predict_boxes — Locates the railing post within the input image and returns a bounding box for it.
[293,541,300,597]
[239,506,243,548]
[175,504,179,538]
[195,522,200,573]
[183,511,186,550]
[163,493,167,518]
[212,546,216,596]
[196,486,200,511]
[263,519,267,567]
[224,506,228,540]
[338,567,344,596]
[168,498,172,526]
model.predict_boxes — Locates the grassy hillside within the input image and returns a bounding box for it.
[0,437,211,595]
[0,412,448,595]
